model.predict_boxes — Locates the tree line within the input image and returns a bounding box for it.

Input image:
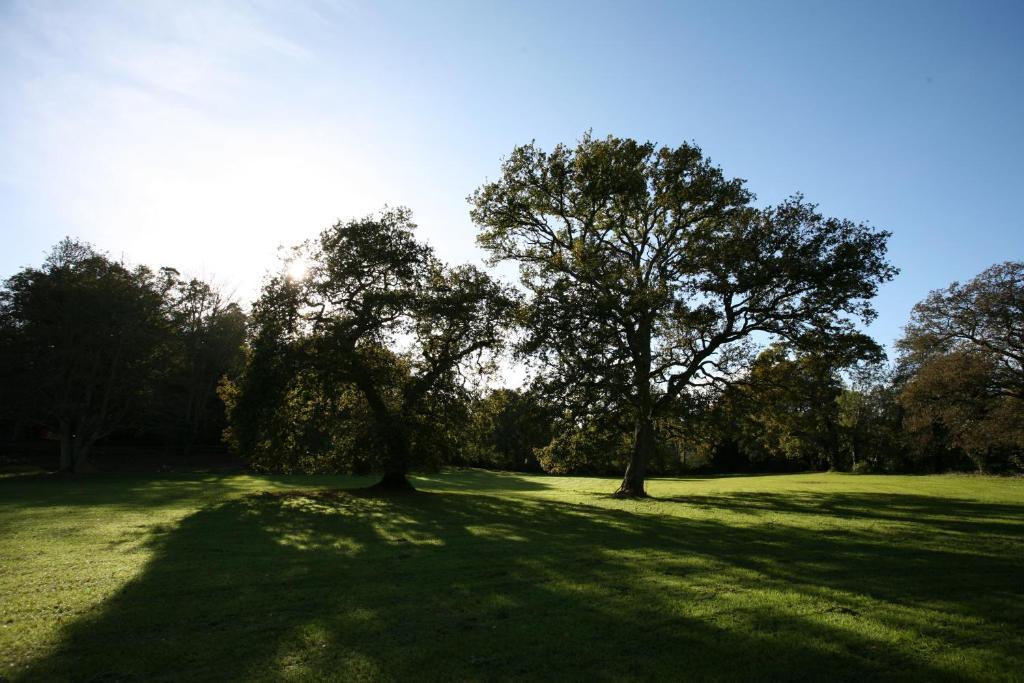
[0,239,246,471]
[1,134,1020,492]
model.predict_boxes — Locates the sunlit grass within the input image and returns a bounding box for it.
[1,470,1022,681]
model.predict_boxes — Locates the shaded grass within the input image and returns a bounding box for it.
[1,471,1022,681]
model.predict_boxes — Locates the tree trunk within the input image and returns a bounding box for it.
[350,367,416,491]
[9,415,25,442]
[827,421,843,471]
[73,438,95,474]
[59,419,74,473]
[59,421,97,474]
[617,321,654,498]
[616,412,653,498]
[373,417,414,491]
[374,470,414,490]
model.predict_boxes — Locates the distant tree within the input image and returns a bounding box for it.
[717,339,881,472]
[227,208,519,488]
[900,261,1023,396]
[897,262,1024,473]
[471,133,897,495]
[900,351,1023,473]
[0,239,168,472]
[463,388,556,471]
[734,346,847,470]
[534,413,632,475]
[836,363,905,473]
[655,348,896,474]
[652,393,722,472]
[526,399,700,476]
[156,274,247,451]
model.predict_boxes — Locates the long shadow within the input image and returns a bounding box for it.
[650,472,814,481]
[410,469,554,493]
[0,473,373,514]
[17,489,1024,681]
[660,490,1024,538]
[0,469,552,515]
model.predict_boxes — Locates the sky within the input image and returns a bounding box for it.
[2,0,1022,359]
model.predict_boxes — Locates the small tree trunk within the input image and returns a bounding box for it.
[9,415,25,442]
[616,413,653,498]
[73,439,95,474]
[59,419,74,473]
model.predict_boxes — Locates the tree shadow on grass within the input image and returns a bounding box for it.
[17,489,1024,682]
[0,473,374,515]
[661,490,1024,538]
[410,469,555,493]
[0,469,551,516]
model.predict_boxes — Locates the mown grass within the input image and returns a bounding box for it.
[1,470,1022,681]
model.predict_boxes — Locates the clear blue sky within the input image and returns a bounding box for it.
[2,0,1022,357]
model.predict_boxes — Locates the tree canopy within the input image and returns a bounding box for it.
[897,262,1024,472]
[0,239,170,471]
[900,261,1023,398]
[225,208,520,488]
[471,133,897,495]
[8,143,1024,480]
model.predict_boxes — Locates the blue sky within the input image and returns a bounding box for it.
[2,0,1022,357]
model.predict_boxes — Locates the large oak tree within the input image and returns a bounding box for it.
[471,133,896,496]
[230,208,519,488]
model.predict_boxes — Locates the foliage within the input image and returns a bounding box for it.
[3,181,1020,481]
[732,346,847,470]
[897,262,1024,472]
[656,346,902,474]
[149,273,247,451]
[900,351,1024,472]
[836,364,906,473]
[0,239,169,471]
[462,388,556,471]
[0,239,247,471]
[226,208,519,485]
[899,261,1023,385]
[534,414,632,475]
[221,366,384,474]
[472,133,897,495]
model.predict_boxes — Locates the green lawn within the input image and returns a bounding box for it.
[1,470,1022,681]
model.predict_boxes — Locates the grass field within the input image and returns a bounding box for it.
[1,470,1022,681]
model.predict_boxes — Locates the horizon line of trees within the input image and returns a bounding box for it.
[0,239,246,471]
[2,134,1021,490]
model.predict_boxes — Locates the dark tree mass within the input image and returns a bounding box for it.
[2,136,1021,482]
[0,239,244,472]
[897,262,1024,472]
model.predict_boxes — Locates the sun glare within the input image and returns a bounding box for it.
[286,258,308,281]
